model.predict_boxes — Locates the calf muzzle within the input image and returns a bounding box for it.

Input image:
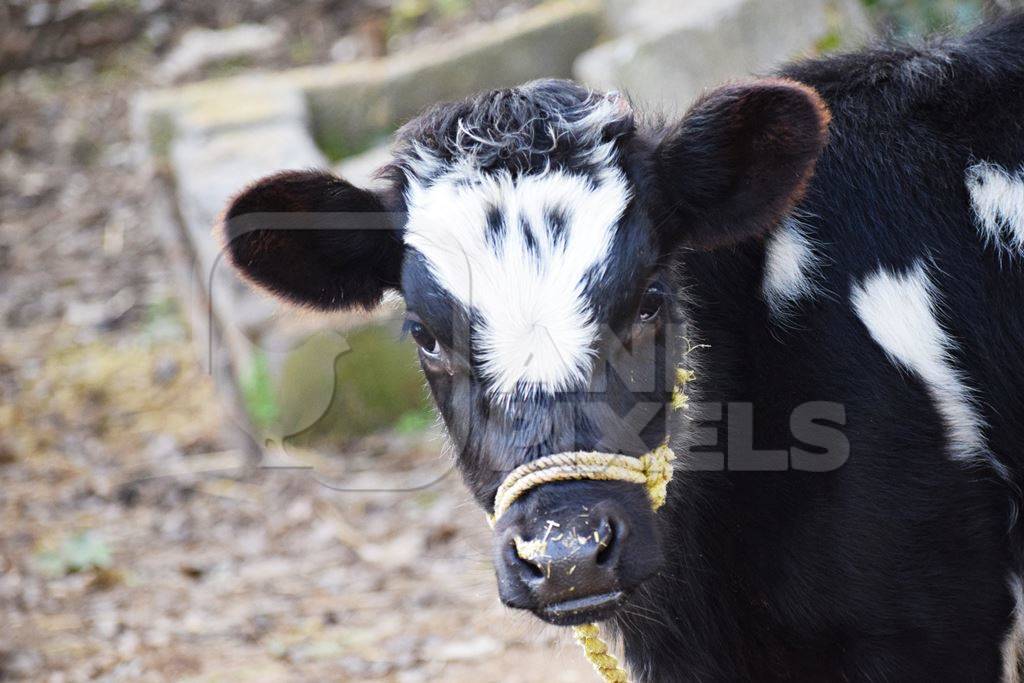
[492,481,663,626]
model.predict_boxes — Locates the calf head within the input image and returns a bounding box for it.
[221,78,828,625]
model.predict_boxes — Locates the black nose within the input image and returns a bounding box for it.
[499,506,628,623]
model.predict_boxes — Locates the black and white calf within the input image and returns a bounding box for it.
[221,14,1024,681]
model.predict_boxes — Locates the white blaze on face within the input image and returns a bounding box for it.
[403,167,631,399]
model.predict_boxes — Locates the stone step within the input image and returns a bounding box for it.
[575,0,871,115]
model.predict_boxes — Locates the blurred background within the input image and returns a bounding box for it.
[1,0,1021,681]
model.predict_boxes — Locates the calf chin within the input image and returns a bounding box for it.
[492,480,664,626]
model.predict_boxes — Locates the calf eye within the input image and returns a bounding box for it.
[408,320,442,359]
[637,283,666,324]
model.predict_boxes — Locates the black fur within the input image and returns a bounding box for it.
[620,15,1024,680]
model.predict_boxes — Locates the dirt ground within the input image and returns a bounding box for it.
[0,3,591,681]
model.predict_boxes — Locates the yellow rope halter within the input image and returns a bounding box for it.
[492,444,677,522]
[488,368,692,683]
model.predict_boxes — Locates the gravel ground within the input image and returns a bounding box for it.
[0,3,590,681]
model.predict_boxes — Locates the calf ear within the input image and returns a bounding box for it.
[219,170,404,310]
[653,79,829,249]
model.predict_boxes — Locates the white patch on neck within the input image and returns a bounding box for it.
[1004,574,1024,683]
[966,161,1024,257]
[850,262,1007,478]
[403,168,631,399]
[762,217,823,321]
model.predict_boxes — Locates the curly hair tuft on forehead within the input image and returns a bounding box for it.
[382,79,636,187]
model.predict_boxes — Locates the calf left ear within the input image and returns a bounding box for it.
[219,170,405,311]
[653,79,830,249]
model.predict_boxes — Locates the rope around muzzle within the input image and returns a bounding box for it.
[491,444,677,522]
[487,368,693,683]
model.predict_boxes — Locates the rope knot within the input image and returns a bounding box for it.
[638,443,676,510]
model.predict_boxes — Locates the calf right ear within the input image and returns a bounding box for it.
[219,170,405,311]
[653,79,829,249]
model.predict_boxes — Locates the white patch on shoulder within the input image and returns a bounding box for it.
[850,262,1007,478]
[403,167,631,399]
[966,161,1024,257]
[1004,574,1024,683]
[762,217,823,321]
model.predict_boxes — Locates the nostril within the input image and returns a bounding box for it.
[508,539,544,579]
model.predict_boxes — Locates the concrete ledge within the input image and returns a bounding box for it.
[136,0,603,149]
[306,0,605,158]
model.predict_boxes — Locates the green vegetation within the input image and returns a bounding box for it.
[36,532,112,577]
[861,0,988,36]
[241,350,280,430]
[394,406,436,435]
[314,127,392,164]
[280,324,434,444]
[814,27,844,54]
[91,0,141,13]
[145,112,176,160]
[143,295,186,341]
[435,0,473,20]
[387,0,473,40]
[289,36,318,66]
[205,55,258,79]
